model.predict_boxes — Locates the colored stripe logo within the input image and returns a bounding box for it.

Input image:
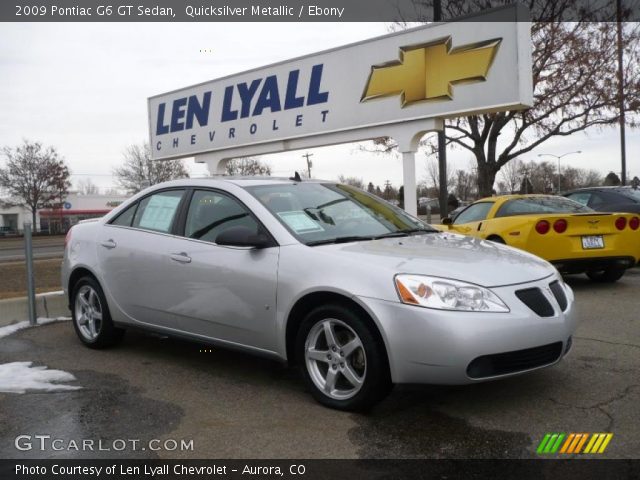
[537,433,613,454]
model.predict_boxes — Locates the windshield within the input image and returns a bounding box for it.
[246,183,437,245]
[495,196,593,217]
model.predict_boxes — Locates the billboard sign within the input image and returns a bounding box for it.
[148,6,532,160]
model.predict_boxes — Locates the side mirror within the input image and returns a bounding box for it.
[215,226,272,249]
[442,217,453,225]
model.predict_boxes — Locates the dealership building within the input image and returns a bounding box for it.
[0,192,129,234]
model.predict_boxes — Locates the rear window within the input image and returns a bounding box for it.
[495,197,592,217]
[110,203,138,227]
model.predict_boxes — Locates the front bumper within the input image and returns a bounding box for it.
[358,275,577,384]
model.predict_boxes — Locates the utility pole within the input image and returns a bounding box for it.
[302,152,314,179]
[384,180,392,200]
[434,0,449,218]
[616,0,627,185]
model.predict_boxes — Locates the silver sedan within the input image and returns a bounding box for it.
[62,178,576,410]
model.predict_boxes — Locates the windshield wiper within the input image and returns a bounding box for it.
[374,228,440,239]
[307,228,439,246]
[306,235,375,246]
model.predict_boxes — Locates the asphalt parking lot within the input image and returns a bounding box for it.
[0,270,638,459]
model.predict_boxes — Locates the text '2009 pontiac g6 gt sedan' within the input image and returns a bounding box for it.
[63,177,576,410]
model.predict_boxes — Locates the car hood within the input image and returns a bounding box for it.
[314,232,555,287]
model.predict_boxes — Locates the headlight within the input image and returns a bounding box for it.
[394,274,509,312]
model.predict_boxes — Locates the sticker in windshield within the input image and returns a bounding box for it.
[277,211,324,234]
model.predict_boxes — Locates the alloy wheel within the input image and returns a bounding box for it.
[304,318,367,400]
[74,285,103,341]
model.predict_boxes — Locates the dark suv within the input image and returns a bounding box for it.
[564,187,640,214]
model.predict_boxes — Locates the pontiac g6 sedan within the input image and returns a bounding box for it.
[63,178,576,410]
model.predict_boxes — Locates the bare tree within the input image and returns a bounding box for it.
[499,159,524,194]
[561,167,602,190]
[454,168,477,201]
[0,140,71,228]
[104,187,123,196]
[519,160,556,193]
[372,1,640,196]
[337,175,365,189]
[114,143,189,194]
[225,157,271,176]
[77,178,99,195]
[424,156,456,192]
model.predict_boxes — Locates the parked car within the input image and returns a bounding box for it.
[437,195,640,283]
[564,186,640,214]
[63,179,576,410]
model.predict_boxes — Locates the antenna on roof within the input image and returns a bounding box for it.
[289,171,302,182]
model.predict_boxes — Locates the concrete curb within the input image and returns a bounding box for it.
[0,291,69,327]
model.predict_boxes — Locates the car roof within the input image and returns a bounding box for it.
[564,186,637,194]
[146,176,332,189]
[474,194,559,203]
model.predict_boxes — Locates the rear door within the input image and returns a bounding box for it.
[97,189,188,329]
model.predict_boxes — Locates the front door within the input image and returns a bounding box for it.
[161,189,280,352]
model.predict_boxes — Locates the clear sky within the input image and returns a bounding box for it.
[0,22,637,193]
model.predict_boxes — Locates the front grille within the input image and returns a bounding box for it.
[467,342,563,379]
[515,287,554,317]
[549,281,568,311]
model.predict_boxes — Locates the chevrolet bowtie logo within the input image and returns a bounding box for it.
[362,37,501,107]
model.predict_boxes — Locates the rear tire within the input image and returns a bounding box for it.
[296,304,392,411]
[586,266,626,283]
[71,276,124,349]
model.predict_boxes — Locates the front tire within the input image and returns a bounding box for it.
[72,276,124,348]
[296,304,392,411]
[586,266,626,283]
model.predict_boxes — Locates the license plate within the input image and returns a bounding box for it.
[581,235,604,249]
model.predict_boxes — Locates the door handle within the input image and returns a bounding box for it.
[170,252,192,264]
[100,239,117,249]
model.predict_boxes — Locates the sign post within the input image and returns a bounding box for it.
[23,221,37,326]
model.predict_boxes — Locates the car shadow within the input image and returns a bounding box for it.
[563,267,639,292]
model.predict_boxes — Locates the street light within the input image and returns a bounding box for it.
[537,151,582,194]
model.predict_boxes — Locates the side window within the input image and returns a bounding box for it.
[566,192,591,206]
[132,190,184,233]
[185,190,260,243]
[588,193,606,208]
[110,203,138,227]
[453,202,494,224]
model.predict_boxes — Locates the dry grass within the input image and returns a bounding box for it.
[0,258,62,299]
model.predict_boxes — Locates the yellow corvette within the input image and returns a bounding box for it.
[437,195,640,283]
